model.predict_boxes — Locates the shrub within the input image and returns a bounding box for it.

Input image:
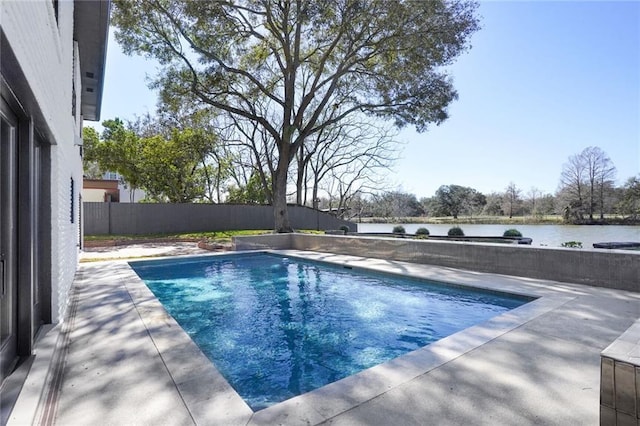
[448,226,465,236]
[503,229,522,237]
[392,225,406,234]
[415,227,430,236]
[561,241,583,248]
[339,225,350,234]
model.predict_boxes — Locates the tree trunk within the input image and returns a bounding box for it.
[599,182,605,220]
[273,151,294,233]
[296,147,304,205]
[589,184,595,220]
[312,178,319,210]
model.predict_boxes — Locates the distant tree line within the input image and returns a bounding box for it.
[315,147,638,223]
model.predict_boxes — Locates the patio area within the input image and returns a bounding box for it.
[7,244,640,425]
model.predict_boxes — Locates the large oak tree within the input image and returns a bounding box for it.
[112,0,480,232]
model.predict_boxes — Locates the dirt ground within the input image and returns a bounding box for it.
[79,241,219,262]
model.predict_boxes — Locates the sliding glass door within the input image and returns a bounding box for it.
[0,98,18,381]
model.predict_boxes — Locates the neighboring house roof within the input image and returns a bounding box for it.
[83,178,119,190]
[73,0,110,121]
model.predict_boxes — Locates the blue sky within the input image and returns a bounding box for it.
[90,1,639,199]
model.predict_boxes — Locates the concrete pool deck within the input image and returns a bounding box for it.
[7,245,640,425]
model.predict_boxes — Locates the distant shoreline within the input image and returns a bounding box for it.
[354,216,640,226]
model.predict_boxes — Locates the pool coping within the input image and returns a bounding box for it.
[120,249,577,425]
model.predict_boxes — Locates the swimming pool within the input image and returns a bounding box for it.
[130,253,533,410]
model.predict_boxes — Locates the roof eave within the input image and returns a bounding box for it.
[73,0,110,122]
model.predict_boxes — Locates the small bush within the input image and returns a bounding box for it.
[503,229,522,237]
[392,225,406,234]
[561,241,583,248]
[415,227,430,236]
[448,226,465,236]
[339,225,350,234]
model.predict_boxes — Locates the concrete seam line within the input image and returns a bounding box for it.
[35,272,82,426]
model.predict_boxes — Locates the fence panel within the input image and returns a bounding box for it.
[83,202,357,235]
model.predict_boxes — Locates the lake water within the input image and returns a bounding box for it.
[355,223,640,248]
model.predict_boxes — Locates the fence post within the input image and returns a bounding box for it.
[107,197,112,235]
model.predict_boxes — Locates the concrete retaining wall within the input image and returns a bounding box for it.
[83,202,356,235]
[233,233,640,292]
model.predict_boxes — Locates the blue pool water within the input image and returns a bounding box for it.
[130,253,532,410]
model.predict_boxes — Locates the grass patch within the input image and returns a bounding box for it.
[84,229,323,245]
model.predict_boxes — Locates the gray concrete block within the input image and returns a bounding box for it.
[602,357,615,408]
[615,362,637,416]
[600,405,616,426]
[615,410,637,426]
[636,366,640,419]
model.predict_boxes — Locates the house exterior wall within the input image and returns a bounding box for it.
[101,172,146,202]
[1,1,76,145]
[83,189,107,202]
[83,179,120,202]
[119,183,145,203]
[2,0,84,322]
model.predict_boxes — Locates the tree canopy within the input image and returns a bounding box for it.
[617,175,640,219]
[84,119,220,203]
[432,184,484,219]
[82,126,104,178]
[111,0,480,231]
[369,191,424,218]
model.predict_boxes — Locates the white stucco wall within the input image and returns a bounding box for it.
[2,0,84,322]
